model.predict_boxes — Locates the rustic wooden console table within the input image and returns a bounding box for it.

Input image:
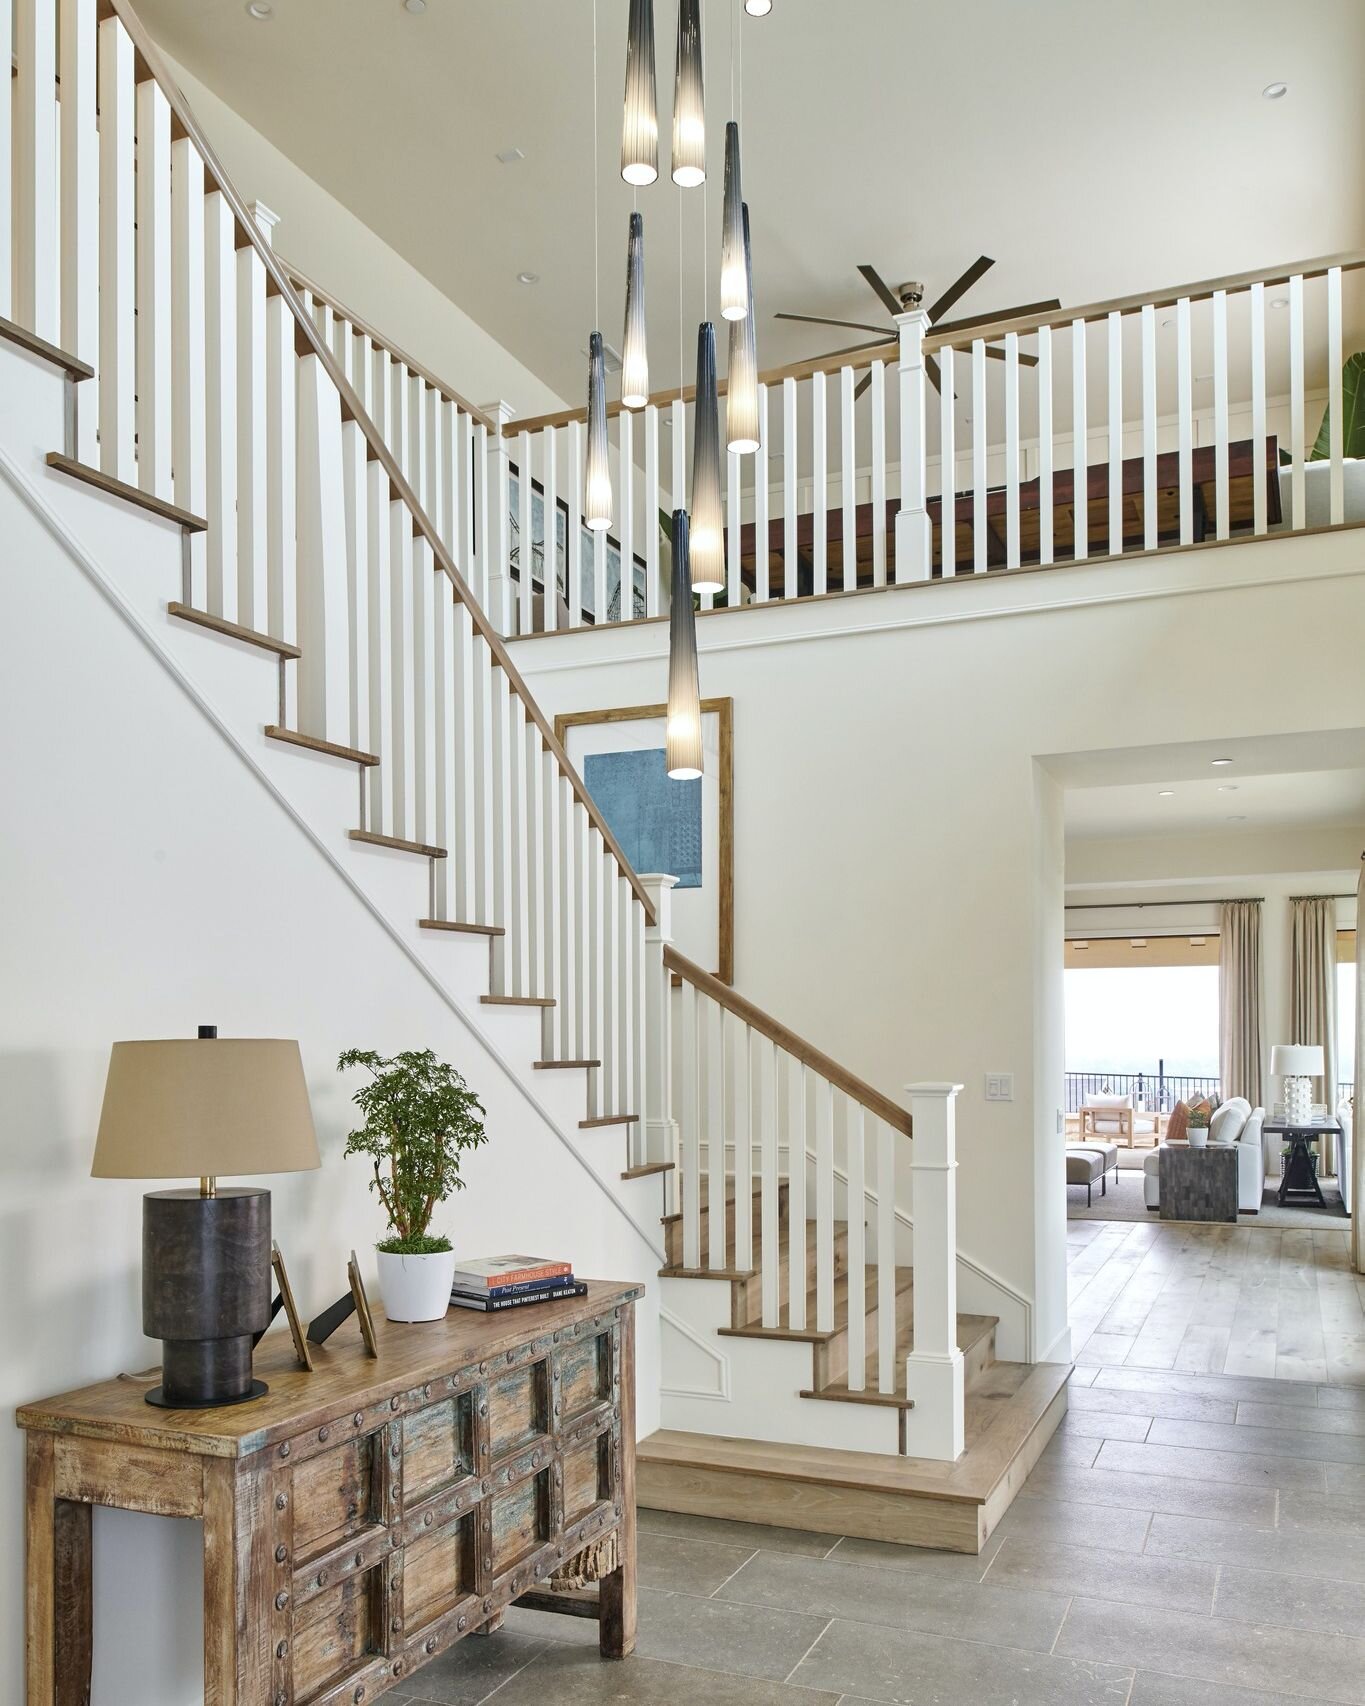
[18,1278,642,1705]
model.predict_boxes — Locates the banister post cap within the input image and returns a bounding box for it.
[480,400,517,430]
[638,873,680,892]
[251,201,281,245]
[905,1082,964,1099]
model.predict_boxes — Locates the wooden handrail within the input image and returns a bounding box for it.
[664,946,913,1138]
[108,0,656,925]
[278,256,500,435]
[923,250,1365,354]
[509,340,900,439]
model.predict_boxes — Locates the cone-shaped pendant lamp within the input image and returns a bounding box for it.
[690,322,725,591]
[621,213,649,410]
[744,0,772,13]
[665,509,703,779]
[621,0,658,186]
[672,0,705,188]
[727,205,760,453]
[585,332,613,530]
[720,122,747,321]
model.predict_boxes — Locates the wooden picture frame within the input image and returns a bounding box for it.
[272,1241,313,1372]
[554,698,734,984]
[348,1250,379,1358]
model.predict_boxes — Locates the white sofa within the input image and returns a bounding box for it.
[1143,1099,1265,1214]
[1338,1098,1354,1216]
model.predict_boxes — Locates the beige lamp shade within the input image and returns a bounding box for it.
[92,1038,320,1179]
[1270,1044,1325,1077]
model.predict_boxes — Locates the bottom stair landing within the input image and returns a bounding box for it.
[637,1357,1071,1555]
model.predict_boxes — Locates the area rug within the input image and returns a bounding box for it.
[1068,1158,1348,1229]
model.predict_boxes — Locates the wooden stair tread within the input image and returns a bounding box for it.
[169,602,302,659]
[0,313,94,378]
[805,1313,1000,1410]
[621,1162,675,1181]
[267,726,379,766]
[350,829,447,858]
[662,1176,791,1227]
[419,918,505,937]
[533,1058,600,1070]
[640,1359,1072,1505]
[46,452,208,530]
[718,1263,913,1345]
[579,1113,638,1128]
[481,993,555,1007]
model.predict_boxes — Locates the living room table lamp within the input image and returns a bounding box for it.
[1270,1043,1325,1126]
[92,1026,319,1409]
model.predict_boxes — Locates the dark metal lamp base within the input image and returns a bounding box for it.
[145,1379,269,1410]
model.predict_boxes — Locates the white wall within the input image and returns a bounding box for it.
[0,426,656,1706]
[165,58,567,423]
[510,525,1365,1361]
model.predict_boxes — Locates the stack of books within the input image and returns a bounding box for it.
[448,1255,585,1314]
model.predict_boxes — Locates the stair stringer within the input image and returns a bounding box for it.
[0,354,665,1274]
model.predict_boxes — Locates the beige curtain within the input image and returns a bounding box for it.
[1355,862,1364,1272]
[1290,896,1338,1174]
[1219,900,1264,1108]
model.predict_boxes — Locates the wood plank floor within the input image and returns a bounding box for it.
[1069,1218,1365,1386]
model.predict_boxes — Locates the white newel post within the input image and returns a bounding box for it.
[480,400,515,635]
[639,874,679,1171]
[902,1081,965,1461]
[894,307,932,583]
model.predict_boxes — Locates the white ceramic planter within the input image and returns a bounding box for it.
[1188,1127,1208,1148]
[376,1247,457,1322]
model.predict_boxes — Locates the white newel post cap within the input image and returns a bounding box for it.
[638,873,679,938]
[905,1083,965,1099]
[251,201,281,245]
[480,400,516,434]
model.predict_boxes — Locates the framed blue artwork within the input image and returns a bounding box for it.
[583,750,702,889]
[554,699,734,984]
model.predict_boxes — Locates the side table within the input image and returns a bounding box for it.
[1159,1143,1238,1222]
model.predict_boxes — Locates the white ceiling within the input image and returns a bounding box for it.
[139,0,1365,406]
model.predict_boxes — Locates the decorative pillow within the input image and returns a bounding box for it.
[1165,1102,1189,1144]
[1085,1094,1133,1110]
[1209,1097,1251,1145]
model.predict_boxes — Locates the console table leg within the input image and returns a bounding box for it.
[203,1458,276,1706]
[600,1307,637,1660]
[25,1436,92,1706]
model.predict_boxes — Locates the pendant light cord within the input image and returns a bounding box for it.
[592,0,600,329]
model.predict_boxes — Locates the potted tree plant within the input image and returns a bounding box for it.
[338,1048,487,1322]
[1187,1104,1210,1148]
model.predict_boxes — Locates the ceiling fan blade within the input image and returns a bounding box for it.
[858,263,904,318]
[980,344,1040,368]
[926,353,943,396]
[854,372,872,402]
[774,311,892,336]
[809,335,900,362]
[933,297,1062,339]
[925,255,995,324]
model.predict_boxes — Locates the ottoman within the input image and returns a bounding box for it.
[1067,1143,1119,1206]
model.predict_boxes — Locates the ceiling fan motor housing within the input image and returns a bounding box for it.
[898,281,925,310]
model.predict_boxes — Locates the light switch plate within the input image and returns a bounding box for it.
[985,1073,1014,1102]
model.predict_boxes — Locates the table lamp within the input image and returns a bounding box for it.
[1270,1043,1325,1126]
[92,1026,320,1409]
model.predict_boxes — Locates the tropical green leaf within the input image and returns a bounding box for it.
[1310,350,1365,460]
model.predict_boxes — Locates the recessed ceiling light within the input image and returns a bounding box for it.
[246,1,272,16]
[403,0,426,12]
[1211,757,1233,766]
[1269,297,1289,309]
[516,271,539,286]
[1217,784,1238,793]
[497,147,526,165]
[1073,940,1090,951]
[1158,789,1175,797]
[1190,936,1206,947]
[1226,814,1247,822]
[1261,81,1288,99]
[1130,938,1148,949]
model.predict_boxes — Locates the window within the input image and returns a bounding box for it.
[1065,961,1220,1110]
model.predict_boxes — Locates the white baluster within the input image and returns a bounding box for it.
[452,602,479,921]
[16,0,58,339]
[845,1102,866,1392]
[593,519,607,628]
[473,420,489,611]
[730,1014,752,1272]
[782,376,798,599]
[439,398,457,556]
[1250,283,1267,537]
[1289,273,1305,530]
[1140,305,1157,551]
[517,428,533,636]
[619,413,634,624]
[811,369,828,592]
[483,402,513,633]
[543,424,560,630]
[265,291,297,671]
[0,0,11,318]
[814,1074,834,1333]
[294,355,350,744]
[365,457,393,834]
[617,878,634,1122]
[680,981,701,1270]
[1212,290,1229,542]
[630,896,646,1170]
[870,363,886,587]
[1328,266,1344,526]
[170,140,205,600]
[895,308,931,582]
[938,347,955,579]
[876,1116,895,1394]
[540,746,561,1054]
[903,1083,964,1460]
[507,697,532,993]
[567,419,584,627]
[726,446,741,608]
[341,420,369,757]
[59,0,98,450]
[564,790,587,1060]
[98,17,135,480]
[203,191,238,617]
[427,388,447,544]
[644,405,662,616]
[471,643,497,934]
[1072,318,1088,560]
[133,80,172,495]
[841,365,857,591]
[706,995,726,1271]
[1037,329,1053,568]
[235,239,268,626]
[488,666,516,986]
[526,721,546,999]
[786,1058,806,1332]
[591,829,610,1100]
[972,339,987,574]
[639,875,678,1168]
[758,1034,779,1328]
[389,497,415,839]
[1107,310,1123,557]
[432,573,456,920]
[412,538,438,849]
[1004,331,1020,569]
[1176,296,1193,545]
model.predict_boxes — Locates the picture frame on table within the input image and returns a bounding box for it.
[554,699,734,984]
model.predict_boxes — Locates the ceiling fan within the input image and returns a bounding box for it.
[776,256,1061,398]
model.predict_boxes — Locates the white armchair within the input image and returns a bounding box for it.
[1338,1099,1353,1216]
[1079,1093,1160,1148]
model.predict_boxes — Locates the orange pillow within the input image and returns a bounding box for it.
[1165,1102,1189,1144]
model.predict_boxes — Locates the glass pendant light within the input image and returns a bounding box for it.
[690,322,725,590]
[672,0,705,188]
[719,122,747,321]
[621,212,649,410]
[585,331,613,530]
[665,508,703,779]
[620,0,658,186]
[744,0,772,13]
[727,205,759,453]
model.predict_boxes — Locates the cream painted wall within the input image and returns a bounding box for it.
[509,527,1365,1358]
[165,58,567,422]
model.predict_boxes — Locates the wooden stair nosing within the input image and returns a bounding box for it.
[481,994,555,1008]
[350,829,448,859]
[717,1264,914,1348]
[169,602,303,659]
[579,1113,638,1128]
[0,314,94,379]
[533,1058,600,1070]
[804,1312,1001,1410]
[621,1162,675,1181]
[419,918,505,938]
[46,452,208,531]
[658,1264,757,1283]
[266,725,380,766]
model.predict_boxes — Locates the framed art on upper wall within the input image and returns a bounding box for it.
[509,468,648,625]
[554,699,733,984]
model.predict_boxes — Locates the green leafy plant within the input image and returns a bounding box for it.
[1187,1103,1211,1131]
[1311,351,1365,461]
[337,1049,487,1255]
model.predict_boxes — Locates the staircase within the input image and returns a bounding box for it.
[1,0,1067,1559]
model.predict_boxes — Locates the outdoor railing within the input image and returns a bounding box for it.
[1066,1071,1355,1114]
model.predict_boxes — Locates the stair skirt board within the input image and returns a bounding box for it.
[639,1363,1070,1555]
